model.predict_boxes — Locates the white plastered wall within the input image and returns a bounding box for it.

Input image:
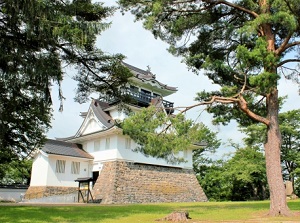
[30,152,92,187]
[116,134,194,169]
[79,133,194,169]
[46,155,91,187]
[30,152,49,186]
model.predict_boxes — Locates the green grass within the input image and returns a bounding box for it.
[0,200,300,222]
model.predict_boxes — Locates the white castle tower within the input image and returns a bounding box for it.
[26,63,207,203]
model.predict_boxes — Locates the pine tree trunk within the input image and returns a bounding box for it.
[264,89,291,216]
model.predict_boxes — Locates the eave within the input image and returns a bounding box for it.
[64,126,121,144]
[130,77,177,97]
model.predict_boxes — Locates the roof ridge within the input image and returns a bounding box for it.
[122,62,154,77]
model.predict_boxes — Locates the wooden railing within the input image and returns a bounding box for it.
[102,88,174,108]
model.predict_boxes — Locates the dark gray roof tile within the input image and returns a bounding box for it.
[123,62,177,92]
[92,99,114,128]
[41,139,93,159]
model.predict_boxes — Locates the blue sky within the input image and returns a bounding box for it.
[47,1,300,157]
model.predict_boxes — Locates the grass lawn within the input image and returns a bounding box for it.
[0,200,300,223]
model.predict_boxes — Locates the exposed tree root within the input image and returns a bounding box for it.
[267,209,294,217]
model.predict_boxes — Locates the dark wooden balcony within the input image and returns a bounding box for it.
[101,88,174,109]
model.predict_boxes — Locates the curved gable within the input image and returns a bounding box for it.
[74,100,114,137]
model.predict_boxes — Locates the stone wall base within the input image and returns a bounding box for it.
[93,161,207,204]
[25,186,77,200]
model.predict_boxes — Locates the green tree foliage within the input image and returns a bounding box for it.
[0,0,132,165]
[0,160,32,185]
[198,147,267,201]
[225,147,267,201]
[293,168,300,197]
[192,122,221,162]
[196,159,231,201]
[119,0,300,215]
[280,110,300,185]
[121,105,220,164]
[242,109,300,195]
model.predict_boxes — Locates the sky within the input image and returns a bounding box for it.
[47,1,300,157]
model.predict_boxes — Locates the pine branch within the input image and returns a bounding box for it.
[238,94,269,126]
[203,0,258,18]
[281,41,300,52]
[277,59,300,67]
[275,32,293,55]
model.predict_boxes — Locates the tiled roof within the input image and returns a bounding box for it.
[75,177,93,182]
[123,62,154,77]
[122,62,177,92]
[41,139,93,159]
[56,99,115,141]
[92,99,114,128]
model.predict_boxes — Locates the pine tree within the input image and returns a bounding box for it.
[0,0,131,165]
[119,0,300,216]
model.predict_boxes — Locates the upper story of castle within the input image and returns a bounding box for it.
[61,62,178,139]
[100,62,177,109]
[51,63,200,169]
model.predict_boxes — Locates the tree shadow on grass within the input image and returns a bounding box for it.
[0,204,172,223]
[1,201,300,223]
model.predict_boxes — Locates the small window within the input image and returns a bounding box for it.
[94,140,100,151]
[56,160,66,173]
[184,150,188,159]
[125,138,131,150]
[105,138,110,150]
[71,161,80,174]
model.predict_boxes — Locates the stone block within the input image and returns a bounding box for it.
[92,161,207,204]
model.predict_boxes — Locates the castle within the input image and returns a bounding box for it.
[25,63,207,203]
